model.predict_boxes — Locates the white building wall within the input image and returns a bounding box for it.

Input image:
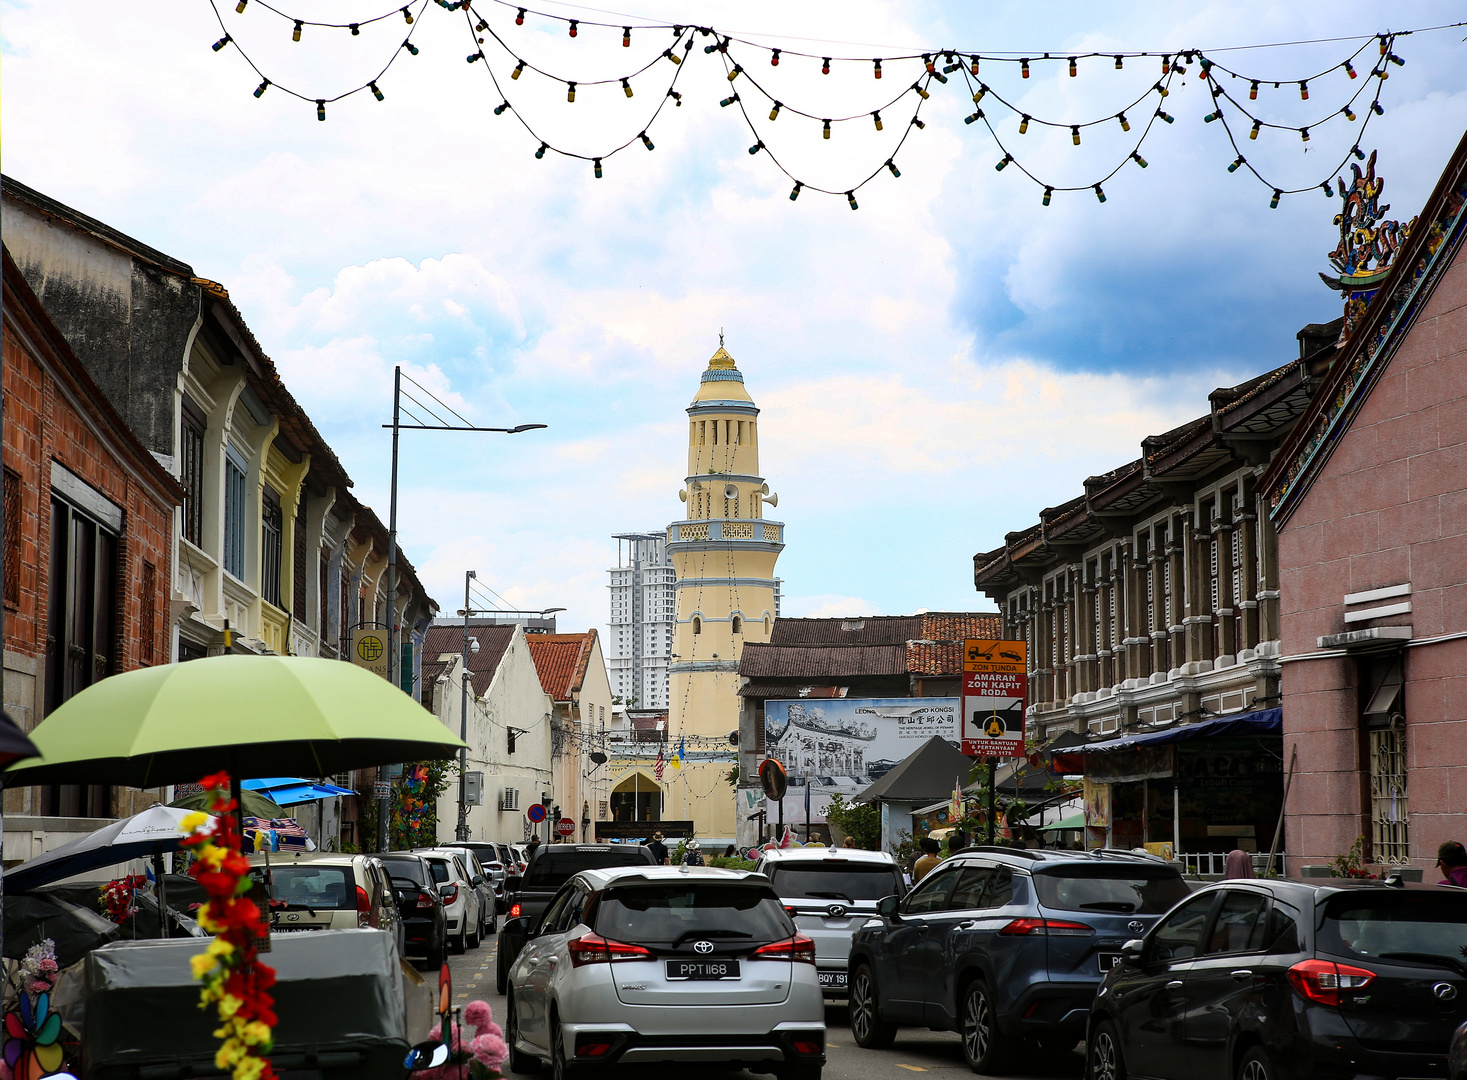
[432,626,555,844]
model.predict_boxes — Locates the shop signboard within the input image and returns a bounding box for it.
[351,623,390,679]
[961,639,1028,757]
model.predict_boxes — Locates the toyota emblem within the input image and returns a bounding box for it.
[1434,983,1459,1001]
[693,940,714,954]
[1127,920,1145,935]
[827,904,848,918]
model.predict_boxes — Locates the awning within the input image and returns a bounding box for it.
[1069,708,1282,755]
[1040,812,1084,832]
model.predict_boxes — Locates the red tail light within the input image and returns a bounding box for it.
[356,885,376,928]
[510,902,522,919]
[999,917,1093,936]
[1287,959,1376,1006]
[416,890,436,910]
[577,1043,612,1058]
[440,885,458,906]
[566,933,654,967]
[751,935,817,964]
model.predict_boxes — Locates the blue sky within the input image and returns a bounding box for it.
[4,1,1467,632]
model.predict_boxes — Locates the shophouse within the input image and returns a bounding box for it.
[3,248,183,856]
[1259,132,1467,876]
[526,632,614,843]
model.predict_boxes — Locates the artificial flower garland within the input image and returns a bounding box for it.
[180,772,278,1080]
[98,874,147,925]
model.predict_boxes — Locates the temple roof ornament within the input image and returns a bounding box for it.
[1320,150,1416,343]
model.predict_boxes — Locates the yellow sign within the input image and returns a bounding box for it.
[962,639,1028,757]
[962,639,1027,673]
[352,626,389,679]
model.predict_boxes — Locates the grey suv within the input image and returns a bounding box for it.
[847,846,1190,1072]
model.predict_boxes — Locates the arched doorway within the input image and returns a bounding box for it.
[610,769,663,823]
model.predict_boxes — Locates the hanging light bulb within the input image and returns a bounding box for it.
[887,159,901,177]
[350,23,360,35]
[1249,80,1259,99]
[1131,151,1148,168]
[566,82,576,102]
[668,89,682,106]
[1378,34,1389,55]
[316,99,326,121]
[535,142,548,158]
[367,81,383,101]
[1042,186,1053,205]
[1157,108,1174,124]
[292,19,302,41]
[1228,155,1245,172]
[1204,109,1222,123]
[970,55,980,75]
[965,108,985,125]
[662,48,681,65]
[253,78,270,98]
[236,0,247,10]
[822,57,831,75]
[494,100,509,114]
[593,158,602,178]
[719,92,739,107]
[568,20,578,37]
[1019,115,1030,134]
[1269,189,1281,209]
[995,153,1012,170]
[972,85,987,104]
[404,40,419,55]
[911,116,926,129]
[1021,58,1030,78]
[1249,120,1261,139]
[623,27,631,47]
[943,52,961,73]
[512,61,525,79]
[823,119,832,139]
[872,111,883,131]
[623,78,634,97]
[1341,106,1356,121]
[846,191,858,210]
[1117,113,1131,132]
[874,59,883,79]
[789,181,802,201]
[771,48,780,66]
[1094,184,1106,203]
[1371,101,1383,115]
[212,34,231,51]
[468,51,485,63]
[1344,61,1357,79]
[914,82,930,100]
[402,6,413,22]
[1352,144,1365,160]
[923,53,934,73]
[515,7,525,24]
[1321,182,1333,196]
[640,131,654,150]
[1199,57,1213,77]
[1114,55,1124,69]
[1161,54,1170,74]
[1071,125,1081,145]
[1300,127,1310,143]
[769,101,781,121]
[931,68,947,84]
[1068,57,1077,77]
[1155,81,1169,98]
[728,65,742,82]
[748,140,764,155]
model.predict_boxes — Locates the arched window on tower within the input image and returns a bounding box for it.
[732,615,743,635]
[692,616,702,635]
[764,614,772,635]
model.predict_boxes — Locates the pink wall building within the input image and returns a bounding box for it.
[1262,131,1467,876]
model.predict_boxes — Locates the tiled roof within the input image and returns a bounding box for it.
[907,613,1004,675]
[421,624,515,698]
[738,682,849,699]
[742,613,1002,680]
[768,616,924,646]
[527,632,597,701]
[738,644,909,678]
[920,612,1003,642]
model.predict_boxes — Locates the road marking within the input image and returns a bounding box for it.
[895,1066,927,1072]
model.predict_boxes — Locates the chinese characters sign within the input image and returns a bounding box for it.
[961,639,1028,757]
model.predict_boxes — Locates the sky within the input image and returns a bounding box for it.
[4,2,1466,635]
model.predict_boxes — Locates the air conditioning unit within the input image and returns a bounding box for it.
[499,786,520,812]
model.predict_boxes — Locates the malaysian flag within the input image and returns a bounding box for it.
[654,743,666,781]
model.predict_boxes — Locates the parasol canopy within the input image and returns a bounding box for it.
[0,707,40,769]
[3,805,215,892]
[169,786,285,819]
[2,655,467,788]
[241,777,356,806]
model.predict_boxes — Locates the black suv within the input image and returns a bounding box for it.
[379,851,448,969]
[496,843,657,992]
[1088,877,1467,1080]
[848,846,1190,1071]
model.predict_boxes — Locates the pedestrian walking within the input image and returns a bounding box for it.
[681,839,705,866]
[1437,840,1467,887]
[947,829,968,856]
[1223,849,1255,879]
[723,844,737,858]
[913,837,943,882]
[647,830,669,865]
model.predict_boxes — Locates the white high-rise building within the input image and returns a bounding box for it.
[607,532,675,709]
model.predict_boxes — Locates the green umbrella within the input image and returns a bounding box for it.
[169,788,286,820]
[3,654,466,788]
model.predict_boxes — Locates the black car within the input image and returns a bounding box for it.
[379,852,448,969]
[1087,877,1467,1080]
[848,846,1190,1071]
[495,843,657,992]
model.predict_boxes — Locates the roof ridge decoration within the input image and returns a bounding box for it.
[1322,150,1417,345]
[1268,139,1467,524]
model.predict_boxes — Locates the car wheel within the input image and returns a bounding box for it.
[849,964,897,1050]
[1238,1046,1274,1080]
[960,980,1012,1074]
[467,917,481,950]
[451,925,467,954]
[1088,1020,1126,1080]
[496,942,509,995]
[506,992,540,1074]
[550,1012,573,1080]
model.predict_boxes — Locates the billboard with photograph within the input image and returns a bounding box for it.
[763,697,960,825]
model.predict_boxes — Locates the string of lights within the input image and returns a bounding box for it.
[203,0,1467,202]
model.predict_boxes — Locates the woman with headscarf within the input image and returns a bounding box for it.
[1222,849,1255,879]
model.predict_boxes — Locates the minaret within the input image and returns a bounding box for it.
[666,343,784,841]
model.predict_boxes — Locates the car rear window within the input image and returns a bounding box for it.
[424,859,451,884]
[1318,892,1467,966]
[379,858,430,887]
[526,848,652,888]
[266,866,354,910]
[1033,865,1191,914]
[595,884,791,946]
[769,861,903,901]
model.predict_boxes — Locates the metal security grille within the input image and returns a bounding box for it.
[223,458,248,579]
[261,490,283,608]
[1369,725,1409,864]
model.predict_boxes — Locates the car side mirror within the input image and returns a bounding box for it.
[877,894,901,919]
[472,875,486,887]
[501,916,529,937]
[1120,939,1146,966]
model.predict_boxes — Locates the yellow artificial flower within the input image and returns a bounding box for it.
[217,993,243,1019]
[180,811,209,833]
[191,953,219,979]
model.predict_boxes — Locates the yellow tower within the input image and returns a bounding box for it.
[667,345,783,842]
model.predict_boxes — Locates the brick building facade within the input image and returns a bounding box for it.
[3,247,183,849]
[1261,131,1467,875]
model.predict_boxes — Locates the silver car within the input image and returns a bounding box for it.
[505,864,826,1080]
[754,847,905,997]
[414,848,485,953]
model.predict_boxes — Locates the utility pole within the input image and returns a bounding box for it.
[457,570,476,841]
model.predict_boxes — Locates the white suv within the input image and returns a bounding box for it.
[247,852,403,955]
[753,847,905,997]
[505,864,826,1080]
[415,848,485,954]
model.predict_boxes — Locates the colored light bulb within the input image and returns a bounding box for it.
[965,108,984,125]
[212,34,231,51]
[640,132,654,150]
[468,51,484,63]
[566,82,576,101]
[915,83,929,100]
[969,55,980,75]
[667,89,682,106]
[823,119,831,139]
[1042,186,1053,205]
[535,142,547,158]
[911,117,926,129]
[1250,80,1259,99]
[1094,184,1106,203]
[1352,145,1365,160]
[1371,101,1383,115]
[1300,127,1310,143]
[1069,57,1077,77]
[1341,107,1356,121]
[404,40,418,55]
[728,66,741,82]
[1249,120,1261,139]
[1117,113,1130,132]
[316,99,325,120]
[1157,109,1174,124]
[1021,59,1030,78]
[1269,189,1281,209]
[515,7,524,24]
[593,158,602,178]
[1114,55,1123,69]
[663,49,680,65]
[235,0,247,10]
[822,57,831,75]
[369,82,383,101]
[253,79,270,97]
[568,20,577,37]
[769,102,781,121]
[1071,125,1081,144]
[923,53,934,73]
[789,181,801,201]
[874,59,882,79]
[749,141,764,155]
[972,85,987,104]
[1228,155,1244,172]
[1204,110,1221,123]
[623,79,633,97]
[719,93,738,107]
[402,7,413,23]
[1131,151,1148,168]
[872,111,883,131]
[1344,62,1357,79]
[771,49,780,66]
[292,19,302,41]
[1019,115,1029,134]
[847,191,858,210]
[623,27,631,47]
[887,159,901,177]
[995,154,1011,170]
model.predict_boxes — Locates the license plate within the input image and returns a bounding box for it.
[666,959,740,981]
[818,972,848,988]
[1098,953,1121,972]
[273,925,324,933]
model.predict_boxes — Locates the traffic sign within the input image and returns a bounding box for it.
[526,803,548,823]
[961,639,1028,757]
[556,818,576,837]
[373,780,391,799]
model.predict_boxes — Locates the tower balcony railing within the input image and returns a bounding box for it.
[667,518,784,545]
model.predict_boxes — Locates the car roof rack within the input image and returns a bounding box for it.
[960,845,1045,860]
[1092,848,1163,861]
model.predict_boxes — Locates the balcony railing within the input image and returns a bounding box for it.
[667,519,783,545]
[1180,851,1284,878]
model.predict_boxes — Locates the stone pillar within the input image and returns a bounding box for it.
[1256,494,1280,646]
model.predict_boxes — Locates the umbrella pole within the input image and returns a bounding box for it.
[154,851,169,939]
[231,754,247,853]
